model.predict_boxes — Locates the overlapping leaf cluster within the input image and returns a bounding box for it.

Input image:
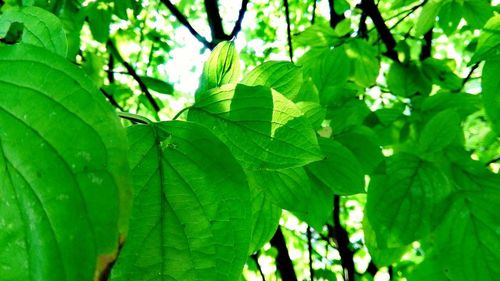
[0,1,499,281]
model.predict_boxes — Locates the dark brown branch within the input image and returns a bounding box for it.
[328,0,346,28]
[107,41,161,112]
[251,252,266,281]
[461,61,480,89]
[283,0,294,62]
[159,0,213,49]
[365,260,379,276]
[419,28,433,60]
[358,0,399,61]
[100,88,124,111]
[204,0,231,43]
[307,226,315,280]
[270,227,298,281]
[311,0,317,24]
[358,12,368,38]
[229,0,250,38]
[329,195,355,281]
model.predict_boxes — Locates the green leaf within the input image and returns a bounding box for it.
[241,61,303,100]
[335,126,384,174]
[415,0,445,36]
[462,0,493,29]
[306,138,365,195]
[470,15,500,63]
[0,6,68,56]
[345,39,380,87]
[139,76,174,95]
[87,1,112,43]
[366,153,452,247]
[482,57,500,135]
[296,101,326,129]
[433,171,500,281]
[112,121,251,281]
[438,1,463,35]
[247,184,281,254]
[387,62,431,97]
[0,44,131,280]
[197,41,240,96]
[363,218,410,267]
[419,109,462,153]
[293,173,334,230]
[294,24,340,48]
[188,84,323,170]
[247,167,311,214]
[308,46,351,94]
[421,92,481,120]
[422,58,462,91]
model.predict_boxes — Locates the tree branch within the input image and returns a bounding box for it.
[358,12,368,38]
[307,226,315,280]
[283,0,294,62]
[107,41,161,112]
[420,28,433,60]
[329,195,355,281]
[366,260,379,276]
[229,0,250,38]
[251,252,266,281]
[311,0,317,24]
[159,0,213,49]
[204,0,231,43]
[328,0,346,28]
[270,227,298,281]
[358,0,399,61]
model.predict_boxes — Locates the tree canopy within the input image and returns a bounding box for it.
[0,0,499,280]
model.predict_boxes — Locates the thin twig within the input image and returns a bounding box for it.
[420,28,433,60]
[311,0,317,24]
[283,0,294,62]
[307,226,315,280]
[461,61,481,89]
[159,0,213,49]
[251,252,266,281]
[107,41,161,112]
[229,0,250,38]
[100,88,124,111]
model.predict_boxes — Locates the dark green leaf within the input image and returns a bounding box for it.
[0,44,131,280]
[462,0,493,29]
[422,58,462,91]
[306,138,365,195]
[345,39,379,87]
[0,6,67,56]
[366,153,452,247]
[139,76,174,95]
[438,1,463,35]
[87,1,112,43]
[188,84,323,169]
[112,121,251,280]
[387,62,431,97]
[482,57,500,135]
[419,109,462,152]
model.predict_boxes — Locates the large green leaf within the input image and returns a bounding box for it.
[462,0,493,29]
[247,179,282,254]
[415,0,444,36]
[482,57,500,135]
[438,1,463,35]
[197,41,240,95]
[188,84,323,169]
[387,62,431,97]
[366,153,452,247]
[247,167,311,214]
[470,15,500,63]
[0,44,131,280]
[419,109,462,153]
[241,61,303,100]
[306,138,365,195]
[87,1,112,43]
[308,46,351,94]
[111,121,251,281]
[345,39,380,87]
[433,169,500,281]
[0,6,68,56]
